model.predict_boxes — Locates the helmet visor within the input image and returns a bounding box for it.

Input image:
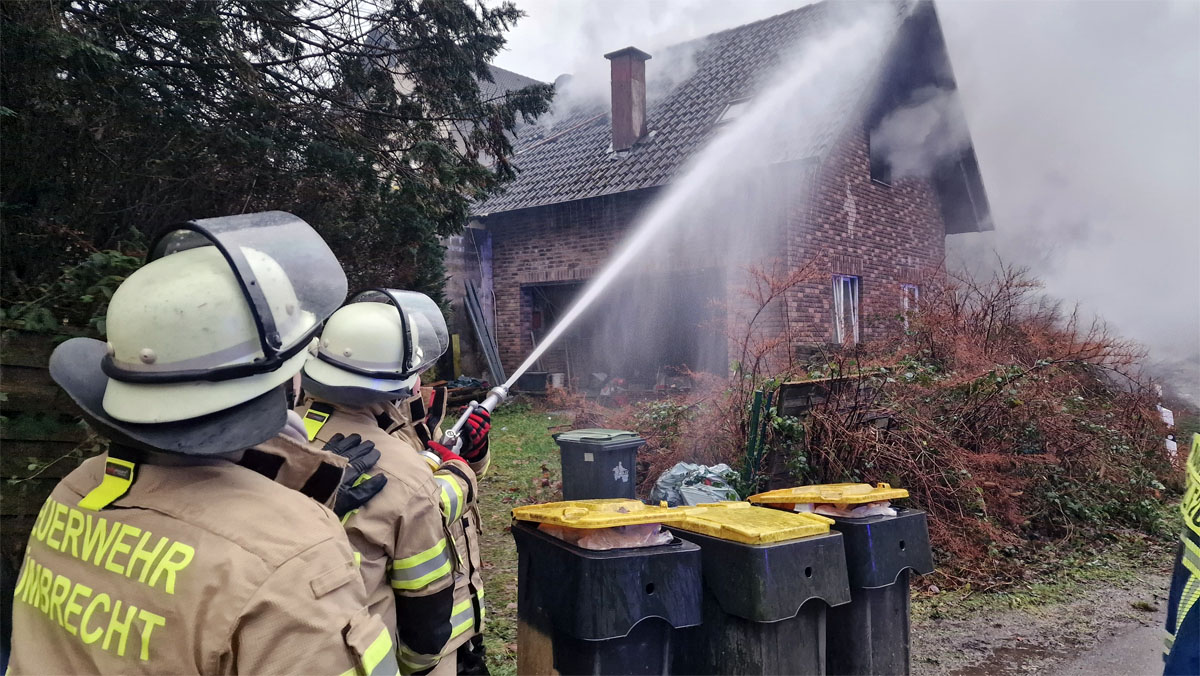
[351,289,449,377]
[105,211,347,383]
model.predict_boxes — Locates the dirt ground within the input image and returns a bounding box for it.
[912,559,1171,675]
[480,404,1177,676]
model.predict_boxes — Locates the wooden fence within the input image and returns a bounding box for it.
[0,323,95,571]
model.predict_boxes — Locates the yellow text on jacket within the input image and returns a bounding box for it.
[31,497,195,594]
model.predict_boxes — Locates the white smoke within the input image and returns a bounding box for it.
[492,0,1200,401]
[935,0,1200,402]
[872,86,971,179]
[495,0,812,117]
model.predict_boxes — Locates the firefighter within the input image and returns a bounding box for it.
[298,289,490,675]
[393,384,491,676]
[7,212,398,676]
[1163,432,1199,675]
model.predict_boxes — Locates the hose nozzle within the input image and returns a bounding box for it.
[440,385,509,451]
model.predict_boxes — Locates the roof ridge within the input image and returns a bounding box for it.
[663,1,825,52]
[486,63,546,86]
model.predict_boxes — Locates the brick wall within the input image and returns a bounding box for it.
[784,127,946,349]
[480,126,946,375]
[485,191,659,374]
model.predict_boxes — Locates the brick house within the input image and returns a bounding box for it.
[451,1,991,390]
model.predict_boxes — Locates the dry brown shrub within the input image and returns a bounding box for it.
[543,261,1174,584]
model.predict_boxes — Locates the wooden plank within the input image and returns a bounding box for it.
[1,516,39,568]
[1,413,89,442]
[0,364,77,411]
[0,479,58,516]
[0,320,89,337]
[0,441,88,480]
[1,330,59,368]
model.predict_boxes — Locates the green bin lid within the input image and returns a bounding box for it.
[554,428,643,444]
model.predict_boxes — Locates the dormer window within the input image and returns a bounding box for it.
[717,98,752,125]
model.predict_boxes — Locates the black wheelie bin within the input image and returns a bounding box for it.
[669,502,852,675]
[511,499,701,675]
[751,483,935,676]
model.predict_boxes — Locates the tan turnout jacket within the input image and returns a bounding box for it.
[8,435,397,676]
[387,391,490,663]
[299,396,479,675]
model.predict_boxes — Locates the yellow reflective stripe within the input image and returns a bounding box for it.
[338,628,396,676]
[475,455,491,480]
[1178,574,1200,631]
[394,538,447,568]
[391,540,452,591]
[303,408,331,441]
[354,551,362,567]
[1184,484,1200,536]
[1182,536,1200,578]
[1164,629,1174,654]
[397,643,440,673]
[448,598,474,640]
[79,458,137,511]
[434,475,464,522]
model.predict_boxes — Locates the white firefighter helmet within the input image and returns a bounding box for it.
[303,289,449,403]
[49,211,348,455]
[101,245,313,422]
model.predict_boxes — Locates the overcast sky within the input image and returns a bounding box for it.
[492,0,810,82]
[493,0,1200,398]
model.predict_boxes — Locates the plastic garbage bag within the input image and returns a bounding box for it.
[537,522,673,550]
[812,501,897,518]
[650,462,740,507]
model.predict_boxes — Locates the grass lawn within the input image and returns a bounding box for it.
[478,402,569,676]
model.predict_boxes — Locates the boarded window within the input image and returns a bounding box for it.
[832,275,861,344]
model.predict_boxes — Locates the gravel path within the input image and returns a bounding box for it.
[912,570,1170,676]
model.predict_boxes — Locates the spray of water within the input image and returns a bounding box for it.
[502,9,891,391]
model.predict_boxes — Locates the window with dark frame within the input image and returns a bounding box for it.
[832,275,861,344]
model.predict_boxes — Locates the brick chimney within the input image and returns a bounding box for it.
[604,46,652,151]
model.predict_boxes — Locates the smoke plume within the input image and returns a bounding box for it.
[493,0,1199,400]
[495,0,810,116]
[872,86,971,180]
[935,0,1200,402]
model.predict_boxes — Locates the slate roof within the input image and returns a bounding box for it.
[479,65,545,102]
[476,1,888,216]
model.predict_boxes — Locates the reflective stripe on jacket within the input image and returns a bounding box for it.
[300,399,470,675]
[1164,433,1200,675]
[385,392,488,657]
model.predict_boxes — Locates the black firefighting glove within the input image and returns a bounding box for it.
[323,433,388,519]
[459,407,491,462]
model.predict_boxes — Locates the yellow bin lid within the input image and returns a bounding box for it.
[749,482,909,508]
[665,502,833,545]
[512,498,686,528]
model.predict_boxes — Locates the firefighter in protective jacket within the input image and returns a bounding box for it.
[299,290,489,675]
[7,212,398,676]
[390,386,491,675]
